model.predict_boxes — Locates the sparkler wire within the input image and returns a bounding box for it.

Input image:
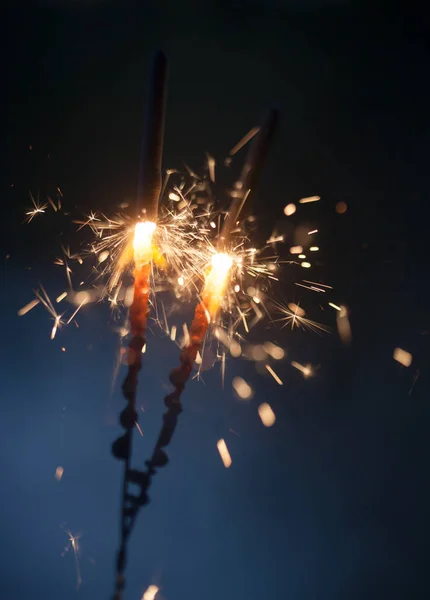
[219,108,278,247]
[111,50,167,600]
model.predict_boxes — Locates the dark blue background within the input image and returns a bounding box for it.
[1,1,429,599]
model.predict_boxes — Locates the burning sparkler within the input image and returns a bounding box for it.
[112,50,168,600]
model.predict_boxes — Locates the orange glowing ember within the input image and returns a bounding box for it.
[129,221,156,337]
[182,253,233,367]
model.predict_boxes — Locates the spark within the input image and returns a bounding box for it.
[66,296,88,325]
[207,153,216,182]
[328,302,341,311]
[336,201,348,214]
[263,342,285,360]
[336,305,352,344]
[301,262,311,268]
[310,246,319,252]
[142,585,159,600]
[274,301,328,334]
[56,291,68,303]
[393,347,412,367]
[17,298,40,316]
[258,403,276,427]
[232,376,253,399]
[265,364,283,385]
[409,369,420,395]
[229,126,260,156]
[283,203,296,216]
[299,195,320,204]
[135,422,144,436]
[290,246,303,254]
[55,466,64,481]
[308,229,318,235]
[303,280,333,289]
[34,285,65,339]
[217,438,232,468]
[25,191,48,223]
[291,361,313,378]
[62,527,82,589]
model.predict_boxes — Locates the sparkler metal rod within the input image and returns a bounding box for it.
[111,50,168,600]
[111,303,209,600]
[137,50,168,221]
[219,107,278,247]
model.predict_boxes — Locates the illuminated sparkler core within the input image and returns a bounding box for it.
[202,252,233,320]
[133,221,156,267]
[129,221,156,338]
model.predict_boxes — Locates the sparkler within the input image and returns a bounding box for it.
[111,50,168,600]
[107,98,278,600]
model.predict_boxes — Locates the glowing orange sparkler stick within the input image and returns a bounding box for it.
[178,252,233,369]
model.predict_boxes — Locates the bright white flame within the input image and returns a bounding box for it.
[211,252,233,273]
[133,221,156,266]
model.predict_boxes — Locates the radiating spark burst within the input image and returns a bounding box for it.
[61,527,82,589]
[273,300,328,334]
[33,285,65,339]
[25,191,48,223]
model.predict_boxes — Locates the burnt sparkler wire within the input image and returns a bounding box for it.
[111,50,167,600]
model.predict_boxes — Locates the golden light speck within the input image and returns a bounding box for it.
[336,201,348,214]
[142,585,159,600]
[258,403,276,427]
[284,203,296,216]
[232,376,253,399]
[289,246,303,255]
[55,466,64,481]
[217,439,232,468]
[393,347,412,367]
[301,262,311,268]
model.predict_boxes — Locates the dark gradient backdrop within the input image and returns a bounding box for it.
[1,1,429,599]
